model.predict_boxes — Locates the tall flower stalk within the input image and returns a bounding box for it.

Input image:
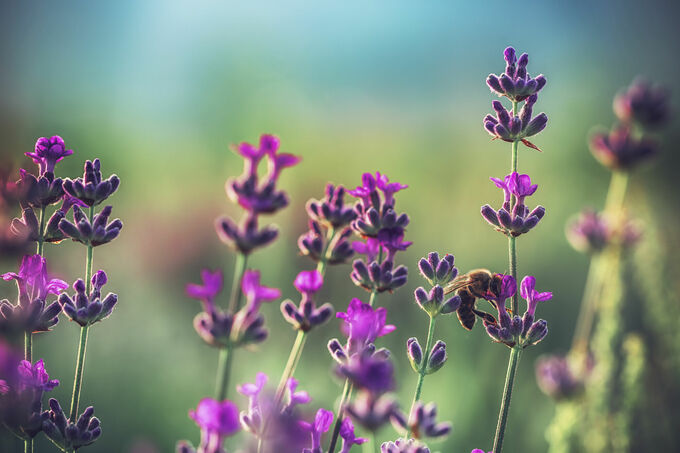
[481,46,550,453]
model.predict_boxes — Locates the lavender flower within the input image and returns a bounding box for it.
[242,270,281,312]
[486,47,547,103]
[338,418,367,453]
[483,95,548,151]
[16,169,64,209]
[306,184,357,229]
[59,205,123,246]
[238,372,268,436]
[535,354,591,400]
[589,125,657,170]
[193,310,234,348]
[188,398,240,453]
[18,359,60,392]
[345,391,399,433]
[481,172,545,237]
[186,269,223,312]
[300,408,333,453]
[391,402,451,440]
[58,270,118,326]
[24,136,73,176]
[381,438,430,453]
[42,398,102,450]
[61,158,120,207]
[1,254,66,335]
[216,214,278,255]
[298,222,354,265]
[284,378,311,413]
[337,353,395,395]
[566,209,610,253]
[614,78,671,129]
[349,172,409,238]
[471,450,491,453]
[280,270,334,332]
[334,298,396,355]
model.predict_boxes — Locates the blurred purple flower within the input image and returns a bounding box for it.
[242,270,281,311]
[566,209,610,254]
[294,270,323,296]
[17,359,59,392]
[2,254,67,303]
[590,125,657,170]
[300,408,333,453]
[337,298,395,353]
[186,269,223,312]
[339,418,367,453]
[614,78,671,129]
[189,398,240,452]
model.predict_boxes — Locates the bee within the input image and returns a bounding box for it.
[444,269,504,330]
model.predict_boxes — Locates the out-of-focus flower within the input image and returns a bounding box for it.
[614,78,671,129]
[391,401,451,440]
[281,271,334,332]
[566,209,610,254]
[339,418,367,453]
[16,169,64,209]
[481,172,545,237]
[242,270,281,312]
[186,269,223,312]
[25,136,73,176]
[338,353,395,396]
[335,298,395,354]
[536,354,592,400]
[300,408,333,453]
[42,398,102,450]
[589,125,657,170]
[486,47,547,103]
[381,437,430,453]
[188,398,240,452]
[346,392,399,433]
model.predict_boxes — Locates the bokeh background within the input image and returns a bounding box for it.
[2,1,679,452]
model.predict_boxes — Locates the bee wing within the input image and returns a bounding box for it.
[443,276,472,294]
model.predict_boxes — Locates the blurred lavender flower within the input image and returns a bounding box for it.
[284,378,311,413]
[186,269,223,313]
[345,391,399,433]
[589,125,657,170]
[483,95,548,151]
[42,398,102,451]
[337,353,395,395]
[217,134,299,255]
[486,47,547,103]
[338,418,367,453]
[481,172,545,237]
[280,270,334,332]
[566,209,610,254]
[25,136,73,176]
[12,195,87,244]
[300,408,333,453]
[242,270,281,312]
[59,205,123,246]
[1,254,66,336]
[187,398,240,453]
[332,298,396,356]
[17,169,64,209]
[614,78,671,129]
[391,401,451,440]
[381,438,430,453]
[535,354,591,400]
[63,159,120,207]
[58,270,118,326]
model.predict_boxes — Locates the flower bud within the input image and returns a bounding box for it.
[426,341,447,374]
[407,337,423,372]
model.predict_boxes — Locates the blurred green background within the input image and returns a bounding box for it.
[1,1,679,452]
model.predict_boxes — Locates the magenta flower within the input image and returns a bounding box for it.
[237,372,268,408]
[481,172,545,237]
[25,136,73,176]
[2,254,67,303]
[471,450,491,453]
[376,173,408,207]
[507,173,538,199]
[486,46,547,103]
[352,238,382,262]
[300,408,333,453]
[186,269,223,312]
[337,298,395,352]
[267,151,302,185]
[339,418,367,453]
[241,270,281,311]
[294,270,323,296]
[377,228,412,262]
[520,276,552,317]
[232,134,277,176]
[17,359,59,392]
[490,174,512,204]
[189,398,240,451]
[286,378,312,410]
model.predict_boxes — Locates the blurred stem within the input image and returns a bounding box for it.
[274,330,308,404]
[37,206,46,255]
[492,346,522,453]
[214,346,233,400]
[328,379,354,453]
[408,315,437,436]
[69,206,95,422]
[604,171,629,218]
[227,253,248,312]
[368,246,383,307]
[316,227,336,275]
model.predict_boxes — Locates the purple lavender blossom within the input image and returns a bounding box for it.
[284,378,311,412]
[483,95,548,151]
[242,270,281,312]
[59,205,123,246]
[381,437,430,453]
[1,255,66,334]
[535,354,590,400]
[481,172,545,237]
[186,269,223,312]
[63,159,120,207]
[349,172,409,238]
[216,214,278,255]
[188,398,240,452]
[471,450,491,453]
[24,136,73,176]
[589,125,657,170]
[614,78,671,129]
[300,408,333,453]
[346,391,399,433]
[58,270,118,326]
[11,195,88,244]
[306,184,357,229]
[17,359,59,392]
[391,402,451,440]
[281,271,334,332]
[339,418,367,453]
[566,209,610,253]
[338,353,395,395]
[486,47,547,103]
[335,298,395,354]
[42,398,102,449]
[16,169,64,209]
[193,310,234,348]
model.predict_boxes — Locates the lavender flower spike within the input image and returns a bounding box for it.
[242,270,281,311]
[186,269,223,312]
[188,398,240,453]
[339,418,367,453]
[614,78,671,129]
[301,408,333,453]
[589,125,657,170]
[487,47,547,102]
[481,172,545,237]
[42,398,102,451]
[25,135,73,176]
[62,158,120,207]
[381,438,430,453]
[59,205,123,247]
[483,95,548,151]
[58,270,118,326]
[281,270,334,331]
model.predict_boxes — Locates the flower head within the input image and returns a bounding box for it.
[520,275,552,317]
[42,399,102,450]
[339,418,367,453]
[25,136,73,176]
[2,254,67,303]
[62,159,120,207]
[536,354,590,400]
[337,299,395,353]
[242,270,281,311]
[486,46,547,102]
[338,354,395,396]
[189,398,240,438]
[566,209,610,254]
[300,408,333,453]
[186,269,223,311]
[614,78,671,129]
[484,95,548,150]
[285,378,311,411]
[17,359,59,392]
[590,125,657,171]
[481,172,545,237]
[58,270,118,327]
[294,270,323,297]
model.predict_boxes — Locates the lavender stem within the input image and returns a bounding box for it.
[215,252,248,401]
[274,330,308,404]
[327,379,354,453]
[407,315,437,436]
[68,205,94,422]
[492,346,522,453]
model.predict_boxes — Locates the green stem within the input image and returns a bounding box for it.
[215,253,248,401]
[274,330,308,403]
[214,346,234,401]
[316,227,336,275]
[227,253,248,313]
[603,171,629,217]
[24,331,32,363]
[37,206,46,256]
[328,379,354,453]
[408,316,437,435]
[492,346,522,453]
[69,325,90,421]
[508,236,518,315]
